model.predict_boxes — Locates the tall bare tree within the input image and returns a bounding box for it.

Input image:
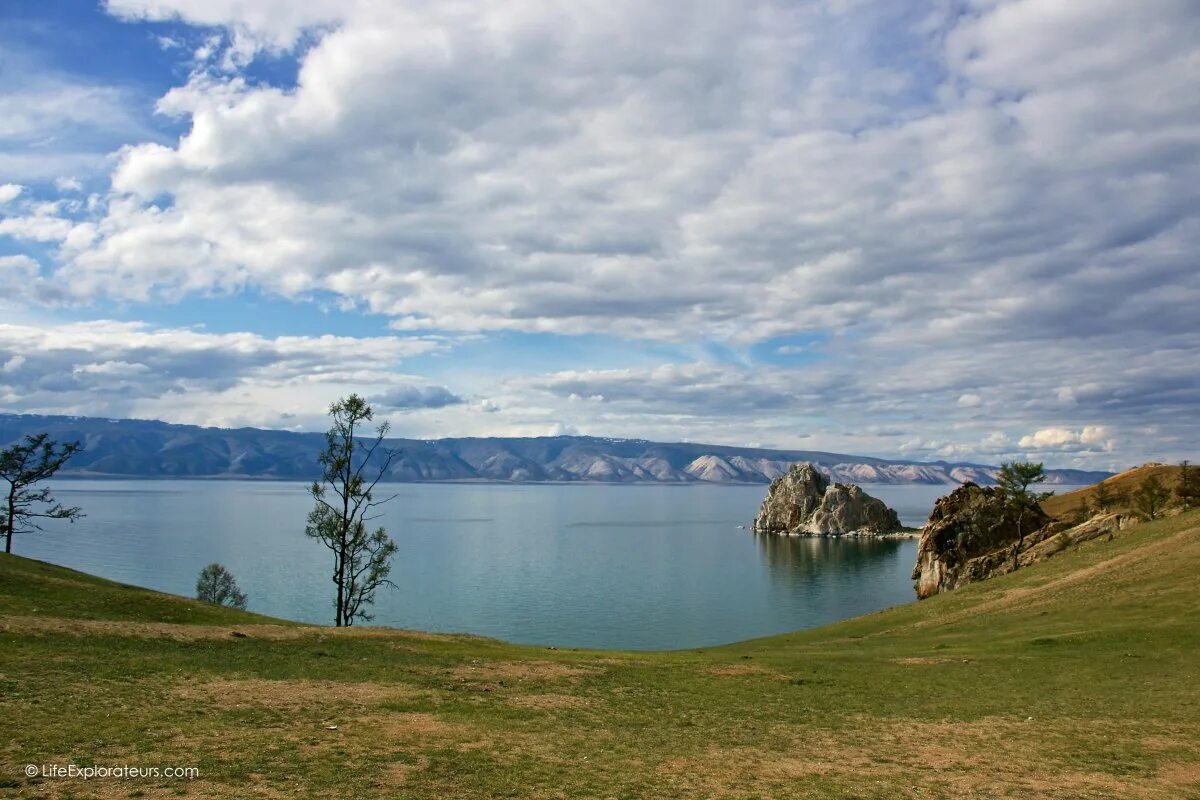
[1,434,84,555]
[306,395,399,626]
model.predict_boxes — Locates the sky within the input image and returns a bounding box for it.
[0,0,1197,470]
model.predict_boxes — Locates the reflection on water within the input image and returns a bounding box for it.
[755,532,905,582]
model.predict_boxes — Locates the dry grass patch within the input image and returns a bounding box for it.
[171,677,427,712]
[656,718,1188,799]
[706,663,790,680]
[447,659,602,683]
[357,711,465,740]
[505,692,596,711]
[1156,761,1200,788]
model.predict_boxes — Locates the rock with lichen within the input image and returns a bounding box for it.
[752,463,903,536]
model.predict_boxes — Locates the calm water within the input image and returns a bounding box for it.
[18,481,1006,650]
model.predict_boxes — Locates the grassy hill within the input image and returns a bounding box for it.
[3,511,1200,799]
[1042,463,1187,520]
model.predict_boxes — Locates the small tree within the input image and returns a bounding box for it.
[1176,460,1200,510]
[1134,475,1172,521]
[306,394,399,627]
[1091,481,1117,514]
[997,461,1053,569]
[196,563,248,609]
[0,434,84,555]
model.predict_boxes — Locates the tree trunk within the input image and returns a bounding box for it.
[5,487,14,554]
[336,429,353,627]
[1010,509,1024,571]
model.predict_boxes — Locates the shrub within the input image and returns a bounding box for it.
[196,563,248,610]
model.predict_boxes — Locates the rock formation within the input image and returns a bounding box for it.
[911,482,1052,598]
[752,463,903,536]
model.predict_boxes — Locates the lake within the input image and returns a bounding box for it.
[16,481,1044,650]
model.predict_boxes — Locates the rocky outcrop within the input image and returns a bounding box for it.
[753,463,903,536]
[912,482,1052,598]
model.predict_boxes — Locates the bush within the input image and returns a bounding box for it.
[196,563,248,610]
[1177,461,1200,509]
[1133,476,1172,521]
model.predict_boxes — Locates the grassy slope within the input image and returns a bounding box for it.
[2,512,1199,799]
[1042,464,1184,520]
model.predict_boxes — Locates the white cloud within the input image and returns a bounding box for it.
[0,1,1193,467]
[0,184,24,204]
[1018,426,1115,453]
[0,319,449,428]
[7,1,1186,347]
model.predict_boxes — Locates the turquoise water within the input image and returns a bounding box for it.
[20,481,978,649]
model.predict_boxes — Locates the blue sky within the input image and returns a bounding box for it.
[1,0,1198,469]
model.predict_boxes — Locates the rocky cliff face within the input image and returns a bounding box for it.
[911,482,1052,598]
[753,463,903,536]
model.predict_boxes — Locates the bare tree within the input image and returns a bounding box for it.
[1,434,84,555]
[997,461,1053,569]
[196,563,248,609]
[306,394,399,626]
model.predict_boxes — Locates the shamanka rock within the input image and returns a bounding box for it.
[752,463,903,536]
[911,482,1051,599]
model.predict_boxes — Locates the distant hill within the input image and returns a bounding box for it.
[0,413,1112,486]
[1041,463,1187,519]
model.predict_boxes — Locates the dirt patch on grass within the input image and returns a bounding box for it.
[706,664,790,680]
[506,692,595,711]
[448,659,601,683]
[655,717,1190,799]
[1157,761,1200,786]
[360,711,463,740]
[892,656,958,665]
[172,678,427,711]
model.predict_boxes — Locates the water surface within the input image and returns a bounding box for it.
[20,481,1006,649]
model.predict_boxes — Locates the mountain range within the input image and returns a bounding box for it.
[0,413,1111,486]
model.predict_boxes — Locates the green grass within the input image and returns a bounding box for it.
[3,512,1200,799]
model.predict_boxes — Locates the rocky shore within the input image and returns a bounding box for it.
[752,463,907,536]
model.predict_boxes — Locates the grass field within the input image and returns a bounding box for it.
[3,510,1199,799]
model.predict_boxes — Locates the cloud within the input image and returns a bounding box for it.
[0,38,165,182]
[0,319,447,427]
[0,1,1182,346]
[0,1,1194,467]
[1018,426,1115,453]
[371,384,464,411]
[0,184,23,204]
[105,0,345,52]
[517,363,801,415]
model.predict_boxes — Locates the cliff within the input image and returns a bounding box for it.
[753,463,903,536]
[911,482,1053,598]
